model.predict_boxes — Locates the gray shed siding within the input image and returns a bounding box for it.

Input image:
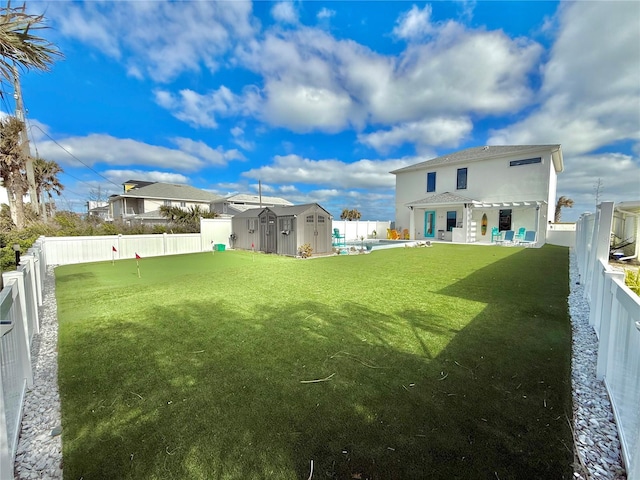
[231,210,260,250]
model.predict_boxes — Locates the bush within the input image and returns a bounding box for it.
[625,269,640,296]
[297,243,313,258]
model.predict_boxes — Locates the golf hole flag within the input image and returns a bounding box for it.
[111,246,117,265]
[135,253,141,278]
[112,246,117,252]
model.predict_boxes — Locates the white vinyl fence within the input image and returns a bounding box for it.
[0,239,45,480]
[332,220,391,242]
[575,202,640,480]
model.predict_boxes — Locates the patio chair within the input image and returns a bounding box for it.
[515,227,526,242]
[497,230,515,245]
[491,227,502,243]
[519,230,537,247]
[332,228,346,247]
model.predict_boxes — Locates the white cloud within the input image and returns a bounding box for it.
[317,8,335,20]
[103,169,190,186]
[271,2,298,24]
[35,133,243,172]
[392,4,436,41]
[488,1,640,156]
[242,154,415,189]
[154,86,258,129]
[556,152,640,221]
[171,138,246,166]
[358,117,473,153]
[49,1,256,82]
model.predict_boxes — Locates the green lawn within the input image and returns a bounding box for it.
[56,244,573,480]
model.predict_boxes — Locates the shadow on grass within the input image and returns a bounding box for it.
[59,246,573,479]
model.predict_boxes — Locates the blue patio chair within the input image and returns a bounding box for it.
[332,228,346,247]
[497,230,515,245]
[491,227,502,243]
[519,230,537,247]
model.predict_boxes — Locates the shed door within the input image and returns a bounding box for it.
[261,213,277,253]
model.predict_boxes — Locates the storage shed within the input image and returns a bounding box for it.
[231,203,333,256]
[230,208,260,250]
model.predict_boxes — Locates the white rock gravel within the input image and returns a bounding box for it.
[13,253,628,478]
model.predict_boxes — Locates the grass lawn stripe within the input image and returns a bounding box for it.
[56,244,573,479]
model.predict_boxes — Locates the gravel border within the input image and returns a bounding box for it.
[13,253,629,478]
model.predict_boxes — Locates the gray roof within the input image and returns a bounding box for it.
[391,145,563,174]
[113,183,222,203]
[232,208,262,218]
[265,203,331,217]
[217,194,293,206]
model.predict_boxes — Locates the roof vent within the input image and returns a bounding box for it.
[483,146,489,150]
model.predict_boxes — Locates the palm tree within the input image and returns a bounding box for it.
[34,157,64,218]
[554,196,574,223]
[0,2,62,82]
[1,2,63,217]
[0,115,28,228]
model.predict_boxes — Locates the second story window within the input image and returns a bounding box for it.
[427,172,436,192]
[457,168,467,190]
[180,201,186,208]
[163,200,171,207]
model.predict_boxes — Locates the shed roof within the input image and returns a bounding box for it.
[391,145,563,174]
[218,194,293,206]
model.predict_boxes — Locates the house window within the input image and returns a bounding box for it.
[446,211,457,231]
[163,200,171,207]
[510,157,542,167]
[427,172,436,192]
[499,209,512,231]
[180,201,186,207]
[457,168,467,190]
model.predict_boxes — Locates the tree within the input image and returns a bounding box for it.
[340,208,362,221]
[0,2,62,82]
[1,2,63,217]
[160,205,219,232]
[0,115,28,229]
[34,157,64,218]
[554,196,574,223]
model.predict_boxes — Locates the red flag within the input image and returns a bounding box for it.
[251,242,254,248]
[112,246,117,252]
[135,253,141,259]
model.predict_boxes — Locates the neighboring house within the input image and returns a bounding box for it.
[86,200,109,220]
[109,181,222,224]
[211,193,293,216]
[391,145,564,246]
[231,203,333,256]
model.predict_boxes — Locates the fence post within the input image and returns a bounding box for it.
[20,255,40,335]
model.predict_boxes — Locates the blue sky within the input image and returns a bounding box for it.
[1,0,638,221]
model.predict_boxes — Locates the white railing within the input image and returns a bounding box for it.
[575,201,640,480]
[0,242,45,480]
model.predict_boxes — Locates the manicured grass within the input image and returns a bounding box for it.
[56,245,573,479]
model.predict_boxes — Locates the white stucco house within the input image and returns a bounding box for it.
[391,145,564,246]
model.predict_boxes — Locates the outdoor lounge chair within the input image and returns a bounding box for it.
[497,230,515,245]
[515,227,526,242]
[332,228,346,247]
[519,230,537,247]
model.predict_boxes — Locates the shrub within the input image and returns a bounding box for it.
[297,243,313,258]
[625,269,640,296]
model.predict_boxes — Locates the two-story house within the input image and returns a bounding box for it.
[109,181,222,224]
[391,145,564,245]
